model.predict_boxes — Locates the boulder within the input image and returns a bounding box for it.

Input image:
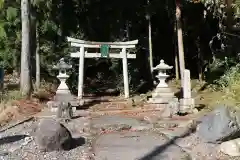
[220,138,240,157]
[35,119,72,152]
[197,105,240,143]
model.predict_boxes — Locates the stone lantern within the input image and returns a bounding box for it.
[53,58,72,94]
[50,58,76,112]
[148,59,177,104]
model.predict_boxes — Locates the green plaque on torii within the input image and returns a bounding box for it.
[100,44,109,58]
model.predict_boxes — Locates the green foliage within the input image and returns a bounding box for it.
[0,22,6,40]
[0,1,20,69]
[6,7,17,21]
[4,0,240,98]
[0,0,4,9]
[206,53,240,104]
[1,90,23,103]
[211,64,240,104]
[31,0,45,6]
[218,66,240,87]
[41,20,58,35]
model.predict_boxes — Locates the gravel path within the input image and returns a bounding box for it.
[0,102,239,160]
[0,116,92,160]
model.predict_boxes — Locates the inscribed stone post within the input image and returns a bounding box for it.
[179,69,195,113]
[183,69,191,99]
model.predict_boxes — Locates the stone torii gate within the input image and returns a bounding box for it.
[67,37,138,99]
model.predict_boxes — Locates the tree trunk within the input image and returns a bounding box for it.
[198,53,203,82]
[148,18,153,72]
[147,0,153,74]
[174,21,179,80]
[35,23,40,90]
[175,53,179,80]
[196,37,203,82]
[176,4,185,84]
[20,0,32,97]
[225,0,233,30]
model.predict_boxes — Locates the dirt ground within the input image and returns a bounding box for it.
[0,79,230,133]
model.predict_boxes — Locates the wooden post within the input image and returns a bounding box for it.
[78,47,85,99]
[122,48,129,98]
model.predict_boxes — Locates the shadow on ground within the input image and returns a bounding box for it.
[139,127,196,160]
[77,99,109,110]
[0,134,28,145]
[0,117,34,133]
[5,83,20,90]
[63,137,85,151]
[195,104,206,111]
[71,115,82,119]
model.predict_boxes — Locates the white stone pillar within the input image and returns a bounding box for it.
[122,48,129,98]
[183,69,191,99]
[180,69,195,113]
[78,47,85,99]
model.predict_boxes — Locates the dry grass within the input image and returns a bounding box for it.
[0,90,23,127]
[0,73,55,127]
[0,105,20,127]
[0,81,52,127]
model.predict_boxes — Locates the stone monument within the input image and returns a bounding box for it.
[148,60,178,104]
[50,58,76,113]
[179,69,195,113]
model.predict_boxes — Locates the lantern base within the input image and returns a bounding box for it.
[152,87,175,98]
[148,87,177,104]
